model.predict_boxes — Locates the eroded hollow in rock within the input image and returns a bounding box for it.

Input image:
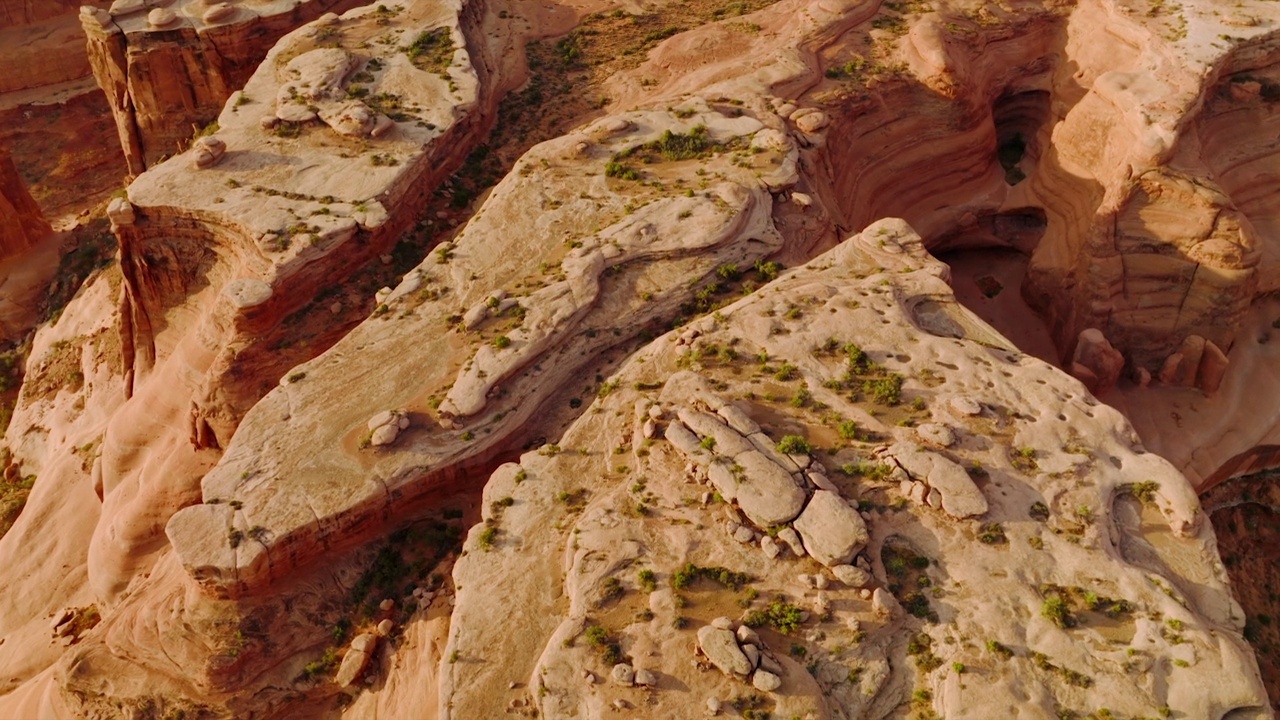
[993,90,1050,186]
[931,209,1057,364]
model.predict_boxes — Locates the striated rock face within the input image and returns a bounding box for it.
[1017,5,1280,378]
[445,220,1267,720]
[0,145,49,259]
[86,0,491,608]
[81,0,367,174]
[165,99,798,598]
[3,0,1280,715]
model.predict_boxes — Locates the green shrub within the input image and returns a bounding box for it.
[404,28,455,75]
[865,374,903,405]
[838,420,859,440]
[604,161,640,180]
[776,435,811,455]
[986,639,1014,659]
[743,598,805,633]
[977,523,1007,545]
[638,569,657,592]
[1041,595,1072,628]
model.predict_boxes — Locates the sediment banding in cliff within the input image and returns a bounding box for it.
[84,0,494,607]
[81,0,368,175]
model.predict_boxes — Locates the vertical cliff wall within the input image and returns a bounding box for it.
[0,145,50,259]
[81,0,365,176]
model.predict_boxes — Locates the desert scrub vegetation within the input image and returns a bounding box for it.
[44,216,116,325]
[0,346,23,435]
[775,435,812,455]
[1118,481,1159,504]
[882,541,937,621]
[671,562,751,590]
[0,457,34,539]
[671,260,786,328]
[1010,446,1038,472]
[404,28,455,77]
[23,338,85,401]
[815,340,906,406]
[743,597,806,633]
[582,624,624,665]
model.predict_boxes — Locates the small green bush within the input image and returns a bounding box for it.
[776,435,811,455]
[743,598,805,634]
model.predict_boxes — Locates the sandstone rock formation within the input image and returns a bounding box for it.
[0,0,1278,716]
[82,0,368,174]
[165,99,797,598]
[0,0,108,95]
[444,220,1268,719]
[0,145,49,259]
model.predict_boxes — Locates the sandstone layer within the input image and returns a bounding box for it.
[446,220,1267,719]
[0,0,1278,715]
[0,144,50,259]
[82,0,369,174]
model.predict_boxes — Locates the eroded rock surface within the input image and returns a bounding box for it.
[445,220,1268,720]
[1,0,1279,716]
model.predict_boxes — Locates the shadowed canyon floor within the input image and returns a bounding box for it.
[1,0,1280,717]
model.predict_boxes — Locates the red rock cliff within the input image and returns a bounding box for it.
[81,0,365,176]
[0,145,49,259]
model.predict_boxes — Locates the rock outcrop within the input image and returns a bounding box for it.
[165,99,797,598]
[0,145,49,259]
[0,0,1278,716]
[445,219,1268,720]
[81,0,367,174]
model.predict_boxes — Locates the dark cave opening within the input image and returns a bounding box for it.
[992,89,1051,186]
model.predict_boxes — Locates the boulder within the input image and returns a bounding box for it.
[634,668,657,686]
[717,404,760,435]
[611,663,635,686]
[191,136,226,168]
[792,109,828,133]
[915,423,955,447]
[351,632,378,653]
[948,396,982,416]
[1069,328,1125,395]
[888,444,987,518]
[336,648,371,687]
[678,408,755,457]
[203,3,236,23]
[807,469,838,492]
[732,451,807,527]
[370,424,398,446]
[147,8,178,27]
[106,197,136,227]
[832,564,871,587]
[697,626,751,676]
[1198,339,1229,394]
[752,669,782,692]
[706,460,739,502]
[665,421,709,460]
[777,527,805,557]
[760,535,780,559]
[321,101,377,137]
[872,588,900,617]
[791,490,868,567]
